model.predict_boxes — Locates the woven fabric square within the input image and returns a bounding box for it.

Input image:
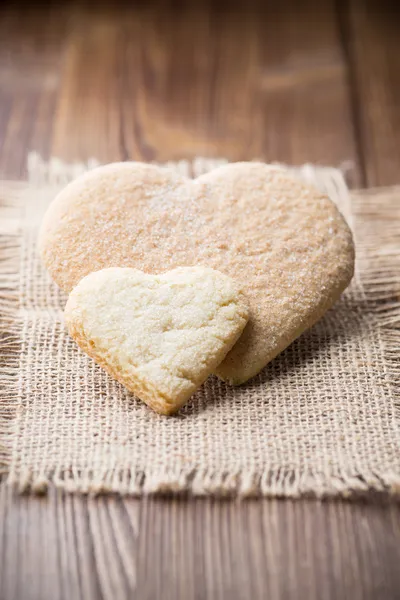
[0,155,399,497]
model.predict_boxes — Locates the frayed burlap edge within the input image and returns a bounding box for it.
[26,152,351,218]
[0,183,25,477]
[1,154,399,498]
[351,188,400,499]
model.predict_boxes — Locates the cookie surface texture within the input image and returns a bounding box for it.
[40,161,355,384]
[64,267,249,415]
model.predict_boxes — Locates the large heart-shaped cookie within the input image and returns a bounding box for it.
[64,267,249,415]
[40,162,354,384]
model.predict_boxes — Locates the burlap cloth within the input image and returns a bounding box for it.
[0,153,399,498]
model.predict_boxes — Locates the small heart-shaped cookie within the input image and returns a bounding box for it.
[64,267,249,415]
[41,161,354,384]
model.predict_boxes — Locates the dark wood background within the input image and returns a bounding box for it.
[1,1,400,598]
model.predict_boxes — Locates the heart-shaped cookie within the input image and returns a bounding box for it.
[40,162,354,384]
[64,267,249,415]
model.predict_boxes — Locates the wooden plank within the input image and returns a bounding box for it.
[1,486,400,600]
[344,0,400,186]
[49,0,361,184]
[0,3,68,179]
[0,486,141,600]
[255,0,362,186]
[0,0,362,182]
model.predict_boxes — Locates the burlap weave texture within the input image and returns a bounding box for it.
[0,154,399,497]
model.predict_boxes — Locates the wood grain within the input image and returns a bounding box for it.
[343,0,400,186]
[0,0,362,183]
[1,1,400,599]
[0,3,67,178]
[255,0,361,186]
[1,487,400,600]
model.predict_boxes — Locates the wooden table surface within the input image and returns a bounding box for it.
[1,1,399,598]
